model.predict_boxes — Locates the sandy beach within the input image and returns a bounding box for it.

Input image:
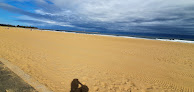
[0,26,194,92]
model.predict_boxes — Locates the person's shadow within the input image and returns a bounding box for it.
[70,79,89,92]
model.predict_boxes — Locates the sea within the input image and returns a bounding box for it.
[40,29,194,44]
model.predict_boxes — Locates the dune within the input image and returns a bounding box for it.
[0,26,194,92]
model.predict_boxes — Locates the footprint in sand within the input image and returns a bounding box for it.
[93,86,99,91]
[100,82,106,88]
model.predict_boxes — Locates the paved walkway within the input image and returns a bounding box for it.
[0,61,37,92]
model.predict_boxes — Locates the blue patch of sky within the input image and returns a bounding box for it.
[0,8,25,25]
[3,1,36,13]
[44,0,54,4]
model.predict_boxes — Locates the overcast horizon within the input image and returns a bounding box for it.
[0,0,194,39]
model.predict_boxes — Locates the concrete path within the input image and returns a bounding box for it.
[0,61,37,92]
[0,58,53,92]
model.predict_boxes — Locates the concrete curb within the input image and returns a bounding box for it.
[0,58,53,92]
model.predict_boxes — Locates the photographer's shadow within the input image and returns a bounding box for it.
[70,79,89,92]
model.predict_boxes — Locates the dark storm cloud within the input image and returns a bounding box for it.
[0,0,194,35]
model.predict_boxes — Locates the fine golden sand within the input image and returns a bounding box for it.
[0,26,194,92]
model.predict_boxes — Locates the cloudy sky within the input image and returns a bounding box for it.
[0,0,194,37]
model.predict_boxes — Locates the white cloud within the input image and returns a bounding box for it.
[17,15,74,27]
[42,0,194,23]
[1,0,194,33]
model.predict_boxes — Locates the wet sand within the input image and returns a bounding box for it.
[0,26,194,92]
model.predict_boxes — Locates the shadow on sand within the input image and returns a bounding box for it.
[70,79,89,92]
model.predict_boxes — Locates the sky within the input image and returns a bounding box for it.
[0,0,194,37]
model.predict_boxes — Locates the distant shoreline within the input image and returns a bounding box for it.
[1,25,194,44]
[40,29,194,44]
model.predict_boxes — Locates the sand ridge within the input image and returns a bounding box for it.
[0,26,194,92]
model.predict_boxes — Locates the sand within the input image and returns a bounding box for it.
[0,26,194,92]
[0,61,37,92]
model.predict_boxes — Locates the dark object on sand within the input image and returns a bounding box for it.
[70,79,89,92]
